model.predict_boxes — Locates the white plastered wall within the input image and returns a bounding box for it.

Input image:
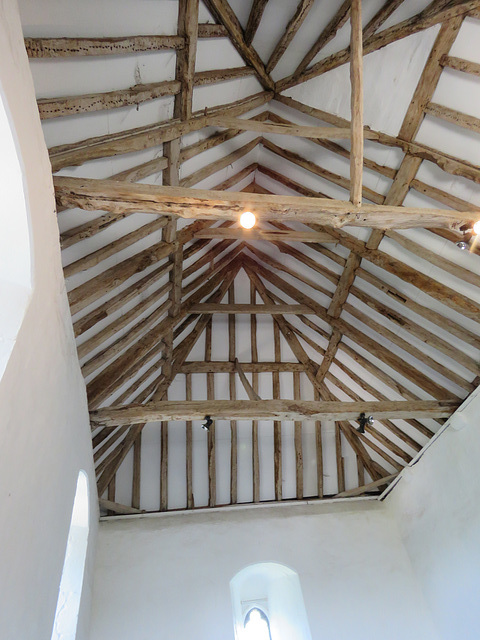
[385,385,480,640]
[0,1,97,638]
[90,500,439,640]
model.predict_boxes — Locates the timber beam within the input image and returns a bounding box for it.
[53,176,478,230]
[90,400,460,427]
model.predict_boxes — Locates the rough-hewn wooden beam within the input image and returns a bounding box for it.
[203,0,274,89]
[195,227,335,242]
[190,303,315,315]
[275,94,480,185]
[234,358,261,401]
[197,23,228,38]
[425,101,480,134]
[362,0,406,40]
[228,284,238,504]
[99,499,145,515]
[278,0,480,90]
[266,0,314,73]
[38,80,181,119]
[206,116,353,139]
[53,176,477,230]
[262,138,384,204]
[25,35,185,57]
[350,0,363,206]
[180,362,306,373]
[245,0,269,45]
[180,137,261,188]
[68,241,175,315]
[294,0,351,76]
[336,473,399,497]
[175,0,199,121]
[49,90,272,170]
[90,399,459,426]
[441,54,480,76]
[194,66,256,85]
[25,26,228,57]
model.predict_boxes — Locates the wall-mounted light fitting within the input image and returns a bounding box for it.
[202,416,213,432]
[357,413,374,434]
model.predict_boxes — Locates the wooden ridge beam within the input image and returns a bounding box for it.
[90,399,459,426]
[49,90,272,170]
[277,0,480,90]
[53,176,477,230]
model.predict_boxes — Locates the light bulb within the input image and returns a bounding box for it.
[240,211,256,229]
[473,220,480,235]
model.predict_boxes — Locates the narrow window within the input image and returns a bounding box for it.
[51,470,90,640]
[231,563,312,640]
[244,607,272,640]
[0,83,32,378]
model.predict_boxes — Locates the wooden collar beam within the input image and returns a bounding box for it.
[189,303,316,314]
[194,227,336,243]
[53,176,477,230]
[90,399,459,427]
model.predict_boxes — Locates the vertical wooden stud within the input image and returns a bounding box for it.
[293,371,303,499]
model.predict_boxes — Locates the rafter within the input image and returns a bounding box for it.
[294,0,351,76]
[277,0,480,90]
[245,0,269,46]
[49,90,272,171]
[265,0,314,74]
[274,94,480,185]
[202,0,274,89]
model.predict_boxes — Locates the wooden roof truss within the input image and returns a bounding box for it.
[24,0,480,515]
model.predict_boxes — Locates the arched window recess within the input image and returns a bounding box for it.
[244,607,272,640]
